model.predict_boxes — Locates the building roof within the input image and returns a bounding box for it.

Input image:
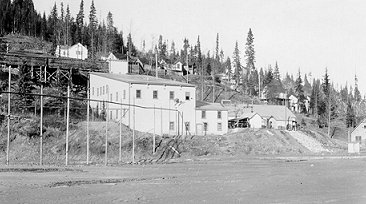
[196,101,228,111]
[90,72,195,87]
[352,117,366,134]
[227,104,296,121]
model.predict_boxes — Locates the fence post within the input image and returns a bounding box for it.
[104,99,109,166]
[153,105,155,154]
[39,66,44,165]
[6,65,11,165]
[119,97,123,163]
[65,84,70,166]
[132,97,135,165]
[86,75,90,165]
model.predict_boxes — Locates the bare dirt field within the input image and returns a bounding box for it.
[1,156,366,204]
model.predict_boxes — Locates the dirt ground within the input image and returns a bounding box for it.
[1,156,366,203]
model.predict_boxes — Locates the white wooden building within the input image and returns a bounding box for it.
[55,43,88,60]
[89,73,196,136]
[195,101,229,135]
[351,118,366,144]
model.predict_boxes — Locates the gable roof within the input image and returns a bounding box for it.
[196,101,228,111]
[90,72,195,87]
[352,117,366,134]
[227,104,296,121]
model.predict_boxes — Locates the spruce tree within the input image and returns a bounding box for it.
[89,0,98,59]
[244,28,256,77]
[233,41,241,86]
[76,0,85,43]
[294,70,305,112]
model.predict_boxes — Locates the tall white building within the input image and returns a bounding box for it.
[89,73,196,136]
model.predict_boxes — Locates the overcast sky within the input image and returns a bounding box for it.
[33,0,366,96]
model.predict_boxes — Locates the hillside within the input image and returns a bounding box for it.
[1,115,352,166]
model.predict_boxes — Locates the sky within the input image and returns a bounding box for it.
[33,0,366,96]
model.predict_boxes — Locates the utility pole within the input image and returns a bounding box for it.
[6,64,10,165]
[155,51,158,78]
[186,53,189,83]
[327,87,331,138]
[65,83,70,166]
[86,74,90,165]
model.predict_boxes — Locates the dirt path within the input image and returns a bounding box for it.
[1,157,366,203]
[287,131,330,153]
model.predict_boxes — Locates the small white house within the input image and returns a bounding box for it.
[196,101,228,135]
[101,53,118,61]
[89,73,196,136]
[351,118,366,144]
[55,43,88,60]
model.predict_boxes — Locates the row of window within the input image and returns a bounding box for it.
[168,122,223,132]
[136,90,190,100]
[201,110,222,119]
[92,87,191,101]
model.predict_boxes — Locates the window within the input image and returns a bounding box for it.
[103,86,105,95]
[76,51,81,55]
[217,123,222,131]
[356,136,362,142]
[203,122,208,131]
[153,90,158,99]
[116,110,119,119]
[110,94,112,102]
[185,92,190,100]
[185,122,190,132]
[169,122,175,130]
[97,87,99,96]
[92,87,94,96]
[116,92,119,101]
[169,91,175,100]
[106,85,109,94]
[202,110,206,119]
[217,111,222,119]
[110,111,113,120]
[123,90,126,99]
[136,90,141,99]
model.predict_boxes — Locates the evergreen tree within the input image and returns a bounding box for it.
[346,99,356,128]
[263,65,273,87]
[76,0,85,43]
[295,70,305,112]
[232,41,241,86]
[244,28,256,78]
[273,61,280,81]
[89,0,98,59]
[310,79,320,115]
[205,51,212,75]
[354,74,361,101]
[226,57,232,81]
[196,36,203,75]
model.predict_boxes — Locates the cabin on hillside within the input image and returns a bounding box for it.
[55,43,88,60]
[351,118,366,144]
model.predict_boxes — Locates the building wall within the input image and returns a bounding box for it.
[56,44,88,60]
[108,60,128,74]
[89,74,196,136]
[195,109,228,135]
[249,114,263,128]
[351,121,366,143]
